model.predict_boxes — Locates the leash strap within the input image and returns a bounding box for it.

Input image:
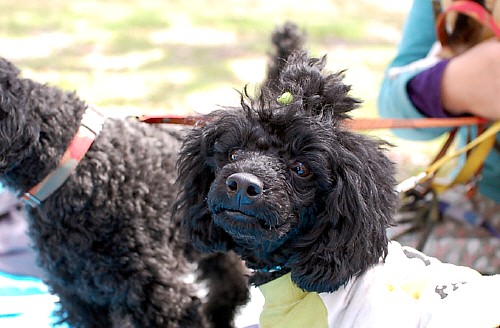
[345,116,487,130]
[21,106,106,208]
[138,114,488,130]
[136,114,200,125]
[432,120,499,193]
[398,120,500,193]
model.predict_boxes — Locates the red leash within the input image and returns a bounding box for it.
[137,114,488,131]
[346,116,488,130]
[136,115,201,125]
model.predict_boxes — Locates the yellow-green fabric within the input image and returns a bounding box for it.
[259,273,327,328]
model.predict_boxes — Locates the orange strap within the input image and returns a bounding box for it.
[136,114,200,125]
[138,114,488,131]
[344,116,487,130]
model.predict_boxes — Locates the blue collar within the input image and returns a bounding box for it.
[252,265,283,273]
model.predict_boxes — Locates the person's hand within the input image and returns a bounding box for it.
[441,38,500,120]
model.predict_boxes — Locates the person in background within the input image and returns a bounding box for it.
[0,185,66,327]
[378,0,500,274]
[0,187,44,278]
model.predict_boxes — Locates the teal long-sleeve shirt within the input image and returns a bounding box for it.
[377,0,500,203]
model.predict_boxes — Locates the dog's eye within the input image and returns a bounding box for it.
[291,161,311,177]
[228,148,243,162]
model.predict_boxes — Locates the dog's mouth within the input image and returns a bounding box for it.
[223,210,272,228]
[212,208,277,240]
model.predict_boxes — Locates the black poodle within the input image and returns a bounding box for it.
[0,57,249,328]
[175,49,396,292]
[175,36,500,327]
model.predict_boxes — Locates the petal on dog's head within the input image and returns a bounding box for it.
[277,91,294,105]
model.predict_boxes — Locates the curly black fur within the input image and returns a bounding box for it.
[0,57,249,328]
[176,49,398,293]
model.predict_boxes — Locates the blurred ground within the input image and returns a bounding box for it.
[0,0,441,181]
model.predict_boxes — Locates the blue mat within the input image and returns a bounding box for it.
[0,272,68,327]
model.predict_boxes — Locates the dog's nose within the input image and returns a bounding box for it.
[226,173,263,204]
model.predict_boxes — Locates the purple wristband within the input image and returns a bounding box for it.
[407,59,454,118]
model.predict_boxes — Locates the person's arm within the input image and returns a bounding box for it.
[378,0,450,140]
[408,38,500,121]
[380,1,500,136]
[441,38,500,120]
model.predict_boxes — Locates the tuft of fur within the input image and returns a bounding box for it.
[264,21,306,93]
[0,57,249,328]
[176,48,398,293]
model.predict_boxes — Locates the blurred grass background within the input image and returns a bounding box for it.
[0,0,441,181]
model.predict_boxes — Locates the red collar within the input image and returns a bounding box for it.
[21,106,106,208]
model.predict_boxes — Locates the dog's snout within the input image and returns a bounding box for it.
[226,173,263,204]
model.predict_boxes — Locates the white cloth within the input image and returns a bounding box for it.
[254,241,500,328]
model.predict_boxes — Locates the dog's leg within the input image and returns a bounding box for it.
[107,278,209,328]
[198,253,250,328]
[52,276,209,328]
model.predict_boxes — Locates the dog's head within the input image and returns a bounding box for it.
[0,57,86,192]
[0,58,37,179]
[176,51,397,292]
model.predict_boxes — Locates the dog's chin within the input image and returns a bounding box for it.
[213,210,285,243]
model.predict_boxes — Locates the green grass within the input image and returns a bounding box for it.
[0,0,443,180]
[0,0,408,111]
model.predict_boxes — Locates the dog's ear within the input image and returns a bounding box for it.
[271,51,361,121]
[174,119,233,253]
[289,133,397,293]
